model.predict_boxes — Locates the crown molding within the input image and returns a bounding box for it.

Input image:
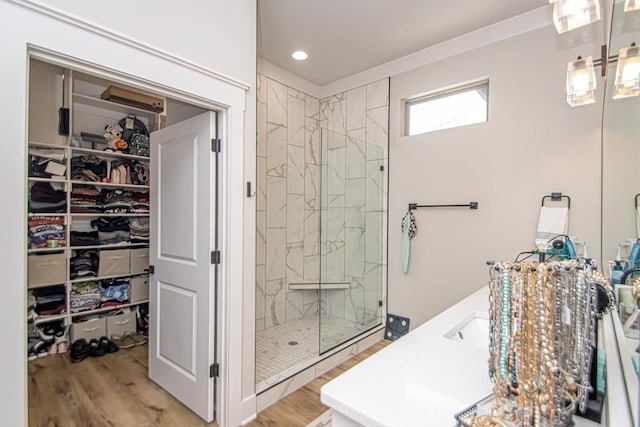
[318,5,553,97]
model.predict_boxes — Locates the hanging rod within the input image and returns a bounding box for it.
[408,202,478,211]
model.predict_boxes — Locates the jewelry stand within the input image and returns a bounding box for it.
[464,261,615,427]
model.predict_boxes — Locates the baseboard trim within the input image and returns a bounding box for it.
[239,393,257,425]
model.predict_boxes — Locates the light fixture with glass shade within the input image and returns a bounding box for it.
[625,0,640,12]
[556,2,640,106]
[566,56,598,106]
[613,43,640,99]
[553,0,601,33]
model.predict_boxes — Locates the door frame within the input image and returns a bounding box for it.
[14,35,248,427]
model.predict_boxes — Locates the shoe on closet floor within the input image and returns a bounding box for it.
[69,338,91,363]
[89,338,107,357]
[99,336,119,353]
[110,333,136,349]
[125,331,147,346]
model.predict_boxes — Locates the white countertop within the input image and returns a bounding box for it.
[321,286,493,427]
[321,286,603,427]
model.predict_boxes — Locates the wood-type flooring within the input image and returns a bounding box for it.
[28,340,388,427]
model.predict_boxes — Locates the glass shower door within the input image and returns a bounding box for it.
[319,128,384,354]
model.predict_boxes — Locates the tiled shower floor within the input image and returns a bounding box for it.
[255,314,369,385]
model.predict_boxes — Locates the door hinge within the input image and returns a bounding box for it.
[211,250,221,265]
[148,265,155,274]
[211,138,221,153]
[210,363,219,378]
[378,300,383,307]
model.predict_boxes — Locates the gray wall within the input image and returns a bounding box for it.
[388,26,603,328]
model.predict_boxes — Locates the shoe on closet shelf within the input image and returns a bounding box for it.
[69,338,91,363]
[37,321,65,343]
[99,336,119,353]
[110,333,136,349]
[48,342,58,355]
[28,338,46,361]
[34,340,51,358]
[36,324,56,343]
[54,324,69,354]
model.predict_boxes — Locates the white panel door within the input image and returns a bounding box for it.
[149,111,217,422]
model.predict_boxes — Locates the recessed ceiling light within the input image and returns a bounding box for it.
[292,50,308,61]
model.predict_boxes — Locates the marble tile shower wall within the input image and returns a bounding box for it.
[256,73,389,332]
[321,79,389,326]
[256,74,322,331]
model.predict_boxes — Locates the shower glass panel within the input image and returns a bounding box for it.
[319,128,384,354]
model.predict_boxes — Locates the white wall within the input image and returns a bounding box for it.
[0,1,256,426]
[37,0,256,85]
[388,25,604,328]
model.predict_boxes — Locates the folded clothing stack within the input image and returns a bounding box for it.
[101,189,150,213]
[70,281,102,313]
[70,187,102,213]
[102,189,134,213]
[70,250,98,279]
[71,155,107,182]
[129,217,149,244]
[101,278,130,306]
[29,182,66,213]
[32,285,66,315]
[70,230,101,247]
[91,217,130,244]
[28,216,65,248]
[131,191,150,213]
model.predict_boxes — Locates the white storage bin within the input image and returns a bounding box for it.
[28,252,66,288]
[129,248,149,275]
[130,276,149,302]
[105,311,137,338]
[71,317,106,342]
[98,249,130,277]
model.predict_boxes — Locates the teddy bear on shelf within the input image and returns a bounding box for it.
[104,123,128,152]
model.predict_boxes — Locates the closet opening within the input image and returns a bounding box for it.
[26,56,220,424]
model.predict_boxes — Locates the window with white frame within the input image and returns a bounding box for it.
[405,79,489,136]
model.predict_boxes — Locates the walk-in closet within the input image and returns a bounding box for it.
[26,57,219,424]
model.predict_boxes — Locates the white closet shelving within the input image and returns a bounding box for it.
[27,62,155,343]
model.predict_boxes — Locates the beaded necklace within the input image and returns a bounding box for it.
[481,260,602,427]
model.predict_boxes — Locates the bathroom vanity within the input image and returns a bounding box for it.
[321,286,630,427]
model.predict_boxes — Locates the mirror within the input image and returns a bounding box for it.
[602,1,640,424]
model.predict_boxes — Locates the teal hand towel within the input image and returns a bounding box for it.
[401,211,416,273]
